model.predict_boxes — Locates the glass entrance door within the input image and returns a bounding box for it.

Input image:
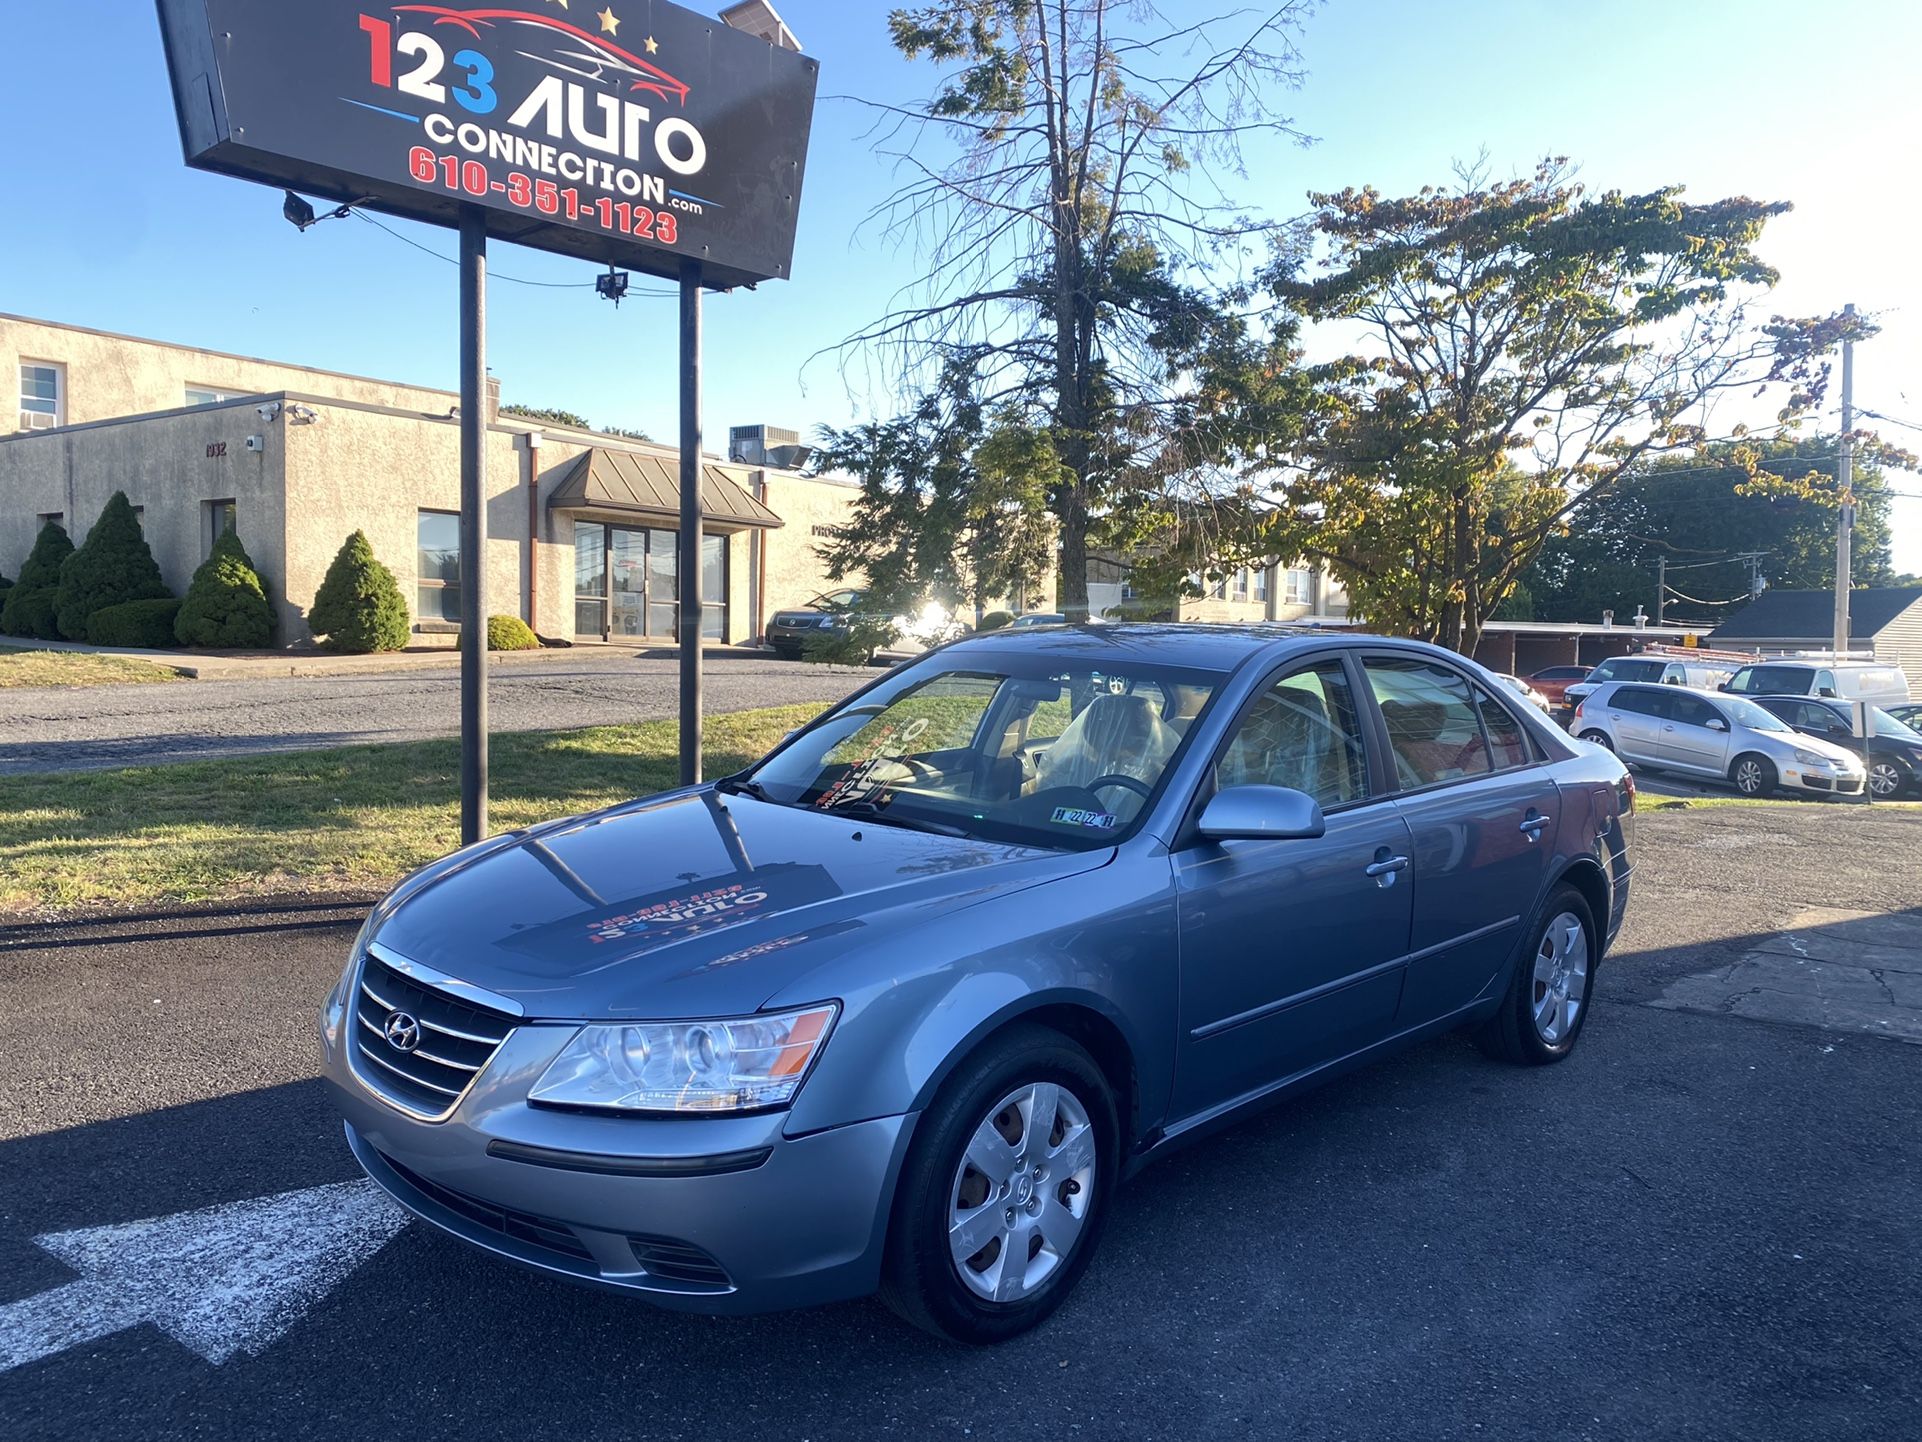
[573,523,728,642]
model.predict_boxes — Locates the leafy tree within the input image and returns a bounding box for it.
[175,526,277,648]
[836,1,1312,616]
[0,520,74,639]
[55,492,171,641]
[809,365,1055,660]
[1521,436,1905,625]
[1223,160,1865,654]
[501,404,650,443]
[307,531,409,653]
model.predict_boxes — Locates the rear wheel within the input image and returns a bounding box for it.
[881,1025,1117,1344]
[1731,753,1777,797]
[1578,729,1613,751]
[1475,884,1596,1065]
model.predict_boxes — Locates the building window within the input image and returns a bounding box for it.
[18,362,64,431]
[1254,567,1270,602]
[203,499,237,556]
[418,510,461,623]
[1285,567,1314,606]
[37,511,64,529]
[573,523,728,641]
[185,386,241,407]
[1233,568,1251,601]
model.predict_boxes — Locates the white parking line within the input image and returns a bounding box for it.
[0,1180,408,1373]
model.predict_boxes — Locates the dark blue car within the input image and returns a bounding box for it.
[322,625,1635,1343]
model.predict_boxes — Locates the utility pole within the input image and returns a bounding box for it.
[1832,302,1856,657]
[1656,556,1666,627]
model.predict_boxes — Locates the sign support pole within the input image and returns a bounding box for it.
[459,206,489,844]
[678,258,704,787]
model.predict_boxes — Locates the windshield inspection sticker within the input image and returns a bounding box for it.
[1051,806,1119,830]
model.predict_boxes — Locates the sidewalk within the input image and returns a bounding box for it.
[0,636,782,680]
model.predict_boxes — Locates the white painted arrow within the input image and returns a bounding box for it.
[0,1179,409,1373]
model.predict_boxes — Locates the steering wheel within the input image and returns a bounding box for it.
[1084,773,1152,803]
[891,754,940,783]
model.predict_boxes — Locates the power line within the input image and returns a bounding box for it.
[352,212,675,296]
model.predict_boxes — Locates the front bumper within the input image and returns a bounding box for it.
[766,618,841,650]
[324,1008,916,1315]
[1780,763,1866,797]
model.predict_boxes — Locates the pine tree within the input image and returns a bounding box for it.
[307,530,409,653]
[1,520,76,639]
[175,526,276,648]
[54,492,170,641]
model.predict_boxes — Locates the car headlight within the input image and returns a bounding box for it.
[1792,749,1829,767]
[529,1004,838,1114]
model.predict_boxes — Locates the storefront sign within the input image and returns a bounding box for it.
[156,0,818,288]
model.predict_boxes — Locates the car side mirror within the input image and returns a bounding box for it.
[1818,687,1839,699]
[1706,718,1728,732]
[1717,682,1731,692]
[1197,785,1326,842]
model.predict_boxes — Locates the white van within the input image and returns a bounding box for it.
[1722,659,1912,705]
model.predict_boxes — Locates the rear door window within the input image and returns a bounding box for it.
[1606,687,1664,717]
[1364,658,1494,788]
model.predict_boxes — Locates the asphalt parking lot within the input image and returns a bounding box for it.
[2,803,1918,1441]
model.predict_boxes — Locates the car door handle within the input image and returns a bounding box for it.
[1519,811,1550,840]
[1365,852,1409,887]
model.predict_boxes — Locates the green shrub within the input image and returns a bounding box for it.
[307,530,409,653]
[977,610,1014,632]
[55,492,171,641]
[175,527,276,648]
[1,520,75,639]
[487,614,540,651]
[86,598,184,649]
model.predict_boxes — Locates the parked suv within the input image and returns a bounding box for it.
[1748,696,1922,799]
[1570,682,1865,798]
[1722,659,1912,707]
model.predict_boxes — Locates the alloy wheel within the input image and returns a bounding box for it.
[1531,911,1589,1045]
[948,1082,1097,1304]
[1869,761,1901,799]
[1734,758,1766,795]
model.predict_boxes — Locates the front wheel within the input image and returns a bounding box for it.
[1730,753,1777,797]
[1474,884,1596,1065]
[880,1026,1118,1344]
[1868,758,1904,800]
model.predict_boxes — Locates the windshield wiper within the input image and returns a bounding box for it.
[715,776,783,804]
[827,799,975,839]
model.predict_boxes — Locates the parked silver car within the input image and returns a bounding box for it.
[322,626,1634,1343]
[1569,681,1865,798]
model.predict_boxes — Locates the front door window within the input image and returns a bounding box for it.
[573,523,729,641]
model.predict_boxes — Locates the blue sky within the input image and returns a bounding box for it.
[4,0,1919,569]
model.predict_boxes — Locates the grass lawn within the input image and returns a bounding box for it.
[0,704,826,917]
[0,645,184,688]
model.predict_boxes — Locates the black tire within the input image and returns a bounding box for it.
[880,1024,1119,1345]
[1867,758,1904,801]
[1578,729,1613,751]
[1473,883,1597,1066]
[772,645,802,662]
[1730,753,1776,797]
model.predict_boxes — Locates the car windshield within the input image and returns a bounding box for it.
[1868,707,1922,740]
[1595,658,1663,682]
[732,653,1224,850]
[1729,664,1810,694]
[1721,696,1791,733]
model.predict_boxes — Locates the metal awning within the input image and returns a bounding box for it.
[546,448,784,530]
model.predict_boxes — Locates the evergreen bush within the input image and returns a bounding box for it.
[0,520,75,639]
[307,531,409,653]
[175,527,276,648]
[487,614,540,651]
[86,598,183,649]
[54,492,171,641]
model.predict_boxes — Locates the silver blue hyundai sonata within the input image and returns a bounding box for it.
[321,625,1634,1343]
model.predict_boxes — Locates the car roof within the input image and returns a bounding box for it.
[938,622,1431,673]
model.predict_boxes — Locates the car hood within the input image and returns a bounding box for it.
[371,790,1108,1021]
[1777,731,1861,765]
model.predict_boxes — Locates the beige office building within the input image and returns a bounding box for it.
[1,313,859,647]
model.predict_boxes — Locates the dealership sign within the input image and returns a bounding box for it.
[156,0,818,288]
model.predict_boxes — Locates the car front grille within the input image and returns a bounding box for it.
[381,1153,733,1289]
[352,952,515,1119]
